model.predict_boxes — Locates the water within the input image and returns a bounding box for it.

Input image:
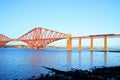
[0,48,120,80]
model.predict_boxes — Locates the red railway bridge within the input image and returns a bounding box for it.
[0,27,120,51]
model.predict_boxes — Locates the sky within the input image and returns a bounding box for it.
[0,0,120,47]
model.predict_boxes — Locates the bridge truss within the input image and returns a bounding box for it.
[18,27,67,49]
[0,34,11,47]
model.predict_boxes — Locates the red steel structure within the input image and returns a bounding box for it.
[0,27,120,51]
[0,34,11,47]
[18,27,67,49]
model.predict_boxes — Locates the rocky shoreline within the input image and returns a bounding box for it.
[25,66,120,80]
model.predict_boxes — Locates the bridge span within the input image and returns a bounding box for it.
[0,27,120,51]
[70,34,120,51]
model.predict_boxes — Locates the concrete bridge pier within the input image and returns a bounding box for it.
[67,34,72,51]
[90,37,94,51]
[78,38,82,51]
[104,36,107,52]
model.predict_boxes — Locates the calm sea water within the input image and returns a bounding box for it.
[0,48,120,80]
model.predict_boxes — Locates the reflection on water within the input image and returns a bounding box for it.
[66,50,108,70]
[66,51,72,70]
[0,48,120,80]
[31,51,41,72]
[90,51,93,67]
[89,51,107,67]
[104,51,107,66]
[78,51,81,67]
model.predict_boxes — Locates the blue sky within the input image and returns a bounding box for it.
[0,0,120,47]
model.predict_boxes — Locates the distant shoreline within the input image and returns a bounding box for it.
[3,45,120,52]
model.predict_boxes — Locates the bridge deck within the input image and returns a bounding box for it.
[72,34,120,39]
